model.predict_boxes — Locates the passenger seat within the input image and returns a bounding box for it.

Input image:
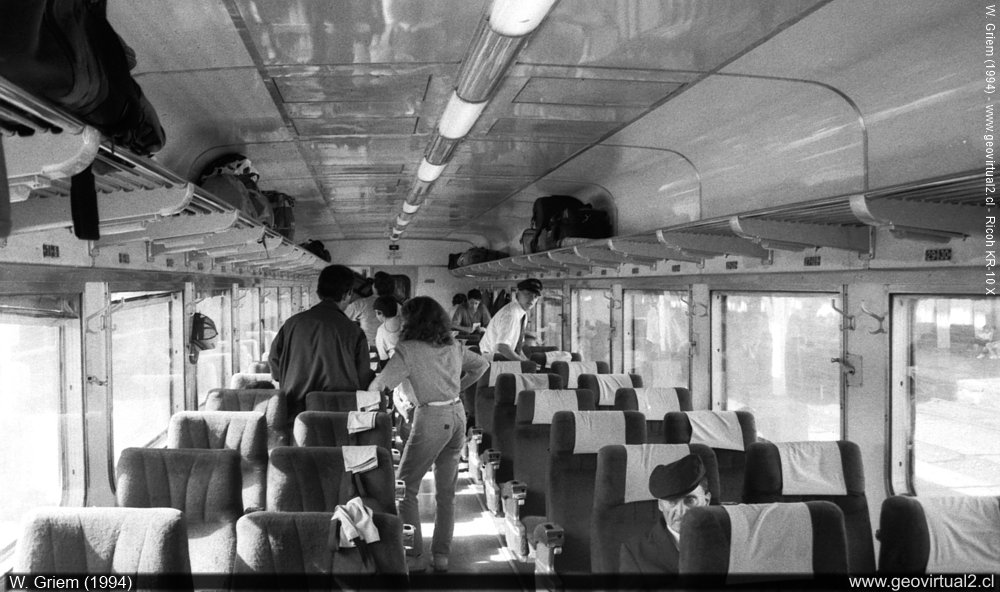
[116,447,242,574]
[267,446,396,515]
[877,495,1000,574]
[550,360,608,389]
[526,349,581,372]
[662,410,756,502]
[167,410,268,512]
[230,372,276,389]
[744,440,876,574]
[468,360,537,487]
[293,410,392,451]
[205,387,288,450]
[305,390,386,413]
[614,387,692,441]
[578,373,643,409]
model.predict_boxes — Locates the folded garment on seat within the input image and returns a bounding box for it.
[355,390,381,412]
[686,411,745,451]
[347,411,376,434]
[342,445,378,474]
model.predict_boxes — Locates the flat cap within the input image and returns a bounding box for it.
[648,454,706,499]
[517,278,543,295]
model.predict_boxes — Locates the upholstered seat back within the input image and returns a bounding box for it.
[878,495,1000,574]
[473,360,538,450]
[578,373,642,408]
[166,410,268,512]
[744,440,875,574]
[680,501,848,581]
[267,446,396,514]
[205,388,288,449]
[591,443,719,573]
[491,372,562,483]
[513,390,597,518]
[551,361,609,389]
[614,387,692,441]
[14,507,191,576]
[235,511,406,576]
[662,410,756,503]
[548,410,646,573]
[304,391,386,413]
[116,448,242,573]
[293,411,392,450]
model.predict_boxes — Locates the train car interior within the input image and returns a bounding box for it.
[1,0,997,588]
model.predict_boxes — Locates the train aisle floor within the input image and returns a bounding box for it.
[405,463,535,590]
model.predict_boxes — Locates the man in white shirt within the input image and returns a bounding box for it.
[478,278,542,361]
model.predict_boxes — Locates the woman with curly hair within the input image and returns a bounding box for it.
[368,296,488,573]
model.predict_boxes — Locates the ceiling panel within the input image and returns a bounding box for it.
[275,75,431,103]
[487,117,620,141]
[514,77,682,107]
[293,117,418,136]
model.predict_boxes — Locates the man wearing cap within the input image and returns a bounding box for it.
[619,454,712,574]
[478,279,542,361]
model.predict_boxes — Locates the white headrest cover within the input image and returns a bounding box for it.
[510,373,551,397]
[725,503,813,579]
[774,442,847,495]
[595,374,634,406]
[544,351,572,366]
[632,387,681,418]
[622,444,691,504]
[686,411,745,451]
[355,390,381,412]
[522,390,579,425]
[566,361,598,388]
[572,411,626,454]
[922,496,1000,573]
[488,361,523,387]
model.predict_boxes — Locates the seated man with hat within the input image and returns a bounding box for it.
[478,278,542,361]
[619,454,712,574]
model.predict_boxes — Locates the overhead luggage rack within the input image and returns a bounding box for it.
[451,170,986,279]
[1,77,324,275]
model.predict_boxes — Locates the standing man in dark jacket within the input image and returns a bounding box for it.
[269,264,374,424]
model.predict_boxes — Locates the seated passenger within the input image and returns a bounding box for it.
[619,454,712,574]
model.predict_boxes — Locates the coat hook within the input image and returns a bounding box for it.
[830,299,855,331]
[859,302,887,335]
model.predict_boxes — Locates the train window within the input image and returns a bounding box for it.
[261,287,279,359]
[278,287,293,322]
[624,290,689,388]
[571,289,612,364]
[0,295,84,556]
[195,291,232,407]
[713,292,841,441]
[236,287,261,372]
[110,291,183,471]
[534,291,564,350]
[891,295,1000,496]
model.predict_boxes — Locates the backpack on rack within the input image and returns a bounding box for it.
[198,154,274,227]
[300,239,332,262]
[557,204,612,245]
[530,195,583,252]
[0,0,165,155]
[264,190,295,241]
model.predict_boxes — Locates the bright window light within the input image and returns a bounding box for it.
[489,0,559,37]
[437,93,487,139]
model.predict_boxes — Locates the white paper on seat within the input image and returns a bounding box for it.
[346,411,376,434]
[595,374,634,406]
[623,444,691,504]
[355,390,381,412]
[342,445,378,474]
[726,503,813,579]
[487,361,524,387]
[522,389,579,425]
[685,411,745,451]
[566,361,598,388]
[774,441,846,495]
[922,496,1000,573]
[633,387,681,418]
[572,411,626,454]
[545,351,572,366]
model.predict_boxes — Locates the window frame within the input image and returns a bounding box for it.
[622,287,693,391]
